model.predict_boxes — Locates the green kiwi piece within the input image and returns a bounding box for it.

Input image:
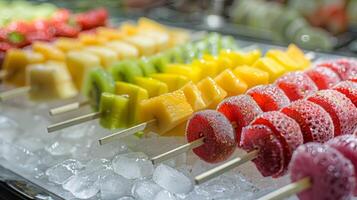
[149,54,169,72]
[109,60,144,83]
[99,92,129,129]
[138,58,157,76]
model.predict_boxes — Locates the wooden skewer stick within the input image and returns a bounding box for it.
[194,150,259,185]
[47,112,101,133]
[151,137,205,165]
[0,86,31,101]
[0,70,7,79]
[98,119,157,145]
[257,177,311,200]
[49,100,90,116]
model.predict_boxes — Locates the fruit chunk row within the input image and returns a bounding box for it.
[97,44,310,132]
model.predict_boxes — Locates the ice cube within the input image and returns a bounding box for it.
[154,190,177,200]
[153,164,193,194]
[45,159,84,184]
[89,140,128,159]
[16,137,44,151]
[86,159,112,171]
[60,123,96,139]
[117,196,135,200]
[62,169,100,199]
[132,180,162,200]
[45,140,75,156]
[100,172,132,200]
[112,152,154,179]
[0,141,39,171]
[0,115,22,142]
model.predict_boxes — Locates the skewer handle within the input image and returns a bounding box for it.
[257,177,311,200]
[98,119,156,145]
[47,112,101,133]
[194,150,259,185]
[0,86,31,101]
[49,100,90,116]
[151,137,205,165]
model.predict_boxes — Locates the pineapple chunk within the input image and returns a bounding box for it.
[164,121,186,136]
[286,44,310,69]
[116,82,149,125]
[79,33,107,45]
[150,73,189,92]
[138,29,170,52]
[219,49,261,67]
[197,77,227,109]
[253,57,286,82]
[123,35,157,56]
[214,69,248,96]
[96,27,125,40]
[32,42,65,61]
[192,59,219,79]
[66,50,101,90]
[180,81,206,111]
[233,66,269,88]
[134,77,168,98]
[105,41,139,59]
[164,64,201,83]
[266,49,300,71]
[54,38,84,52]
[139,90,193,134]
[83,46,117,68]
[27,61,77,101]
[203,54,234,71]
[99,92,129,129]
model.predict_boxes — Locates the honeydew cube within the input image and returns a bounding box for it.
[32,42,65,61]
[105,41,139,59]
[83,46,117,68]
[180,82,206,111]
[286,44,310,69]
[266,49,300,71]
[54,38,84,52]
[134,77,168,98]
[192,59,219,79]
[197,77,227,109]
[2,49,44,86]
[233,66,269,88]
[116,82,149,125]
[27,61,77,101]
[164,64,201,83]
[66,51,101,90]
[123,35,157,56]
[149,73,189,92]
[253,57,286,82]
[214,69,248,96]
[79,33,107,45]
[139,90,193,134]
[99,92,129,129]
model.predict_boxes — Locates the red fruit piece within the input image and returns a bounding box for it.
[186,110,236,163]
[305,66,341,89]
[217,95,263,144]
[281,100,334,143]
[349,76,357,82]
[251,111,303,176]
[318,59,357,80]
[240,124,284,177]
[290,143,355,200]
[247,85,290,112]
[337,59,357,80]
[54,23,80,38]
[327,135,357,196]
[75,8,108,30]
[333,80,357,107]
[275,72,318,101]
[308,90,357,135]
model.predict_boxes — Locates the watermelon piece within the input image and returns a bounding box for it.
[247,85,290,112]
[305,66,341,89]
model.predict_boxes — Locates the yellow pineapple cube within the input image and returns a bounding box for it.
[54,38,84,52]
[180,82,206,111]
[150,73,189,92]
[164,64,201,83]
[123,35,157,56]
[83,46,117,68]
[134,77,168,97]
[253,57,286,82]
[192,59,219,79]
[214,69,248,96]
[286,44,310,69]
[197,77,227,108]
[32,42,65,61]
[233,66,269,88]
[79,33,107,45]
[96,27,125,40]
[266,49,300,71]
[105,41,139,59]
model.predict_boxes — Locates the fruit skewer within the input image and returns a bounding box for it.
[96,46,313,144]
[257,135,357,200]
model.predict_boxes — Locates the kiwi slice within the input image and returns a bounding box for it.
[110,60,144,83]
[138,58,157,76]
[99,92,129,129]
[149,54,169,72]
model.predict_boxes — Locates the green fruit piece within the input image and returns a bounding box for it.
[99,92,129,129]
[149,73,189,92]
[134,77,168,97]
[167,46,184,63]
[138,58,157,76]
[149,54,169,72]
[83,68,115,111]
[110,60,144,83]
[116,81,149,126]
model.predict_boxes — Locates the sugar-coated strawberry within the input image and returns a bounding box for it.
[241,124,284,177]
[308,90,357,135]
[251,111,303,176]
[305,66,341,89]
[327,135,357,196]
[276,72,318,101]
[281,100,334,143]
[217,95,263,144]
[186,110,236,163]
[247,85,290,112]
[290,143,355,200]
[332,80,357,107]
[54,23,80,37]
[75,8,108,30]
[318,59,357,80]
[51,9,71,23]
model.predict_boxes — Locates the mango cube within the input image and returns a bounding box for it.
[266,49,300,71]
[99,92,129,129]
[253,57,286,82]
[214,69,248,96]
[116,82,149,125]
[66,50,101,90]
[83,46,117,68]
[197,77,227,108]
[180,82,206,111]
[286,44,310,69]
[32,42,65,61]
[150,73,189,92]
[105,41,139,59]
[27,61,77,101]
[233,66,269,88]
[164,64,201,83]
[139,90,193,134]
[134,77,168,97]
[54,38,84,52]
